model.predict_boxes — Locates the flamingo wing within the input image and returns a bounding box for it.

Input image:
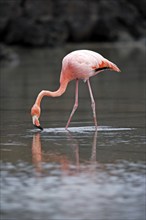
[60,50,120,82]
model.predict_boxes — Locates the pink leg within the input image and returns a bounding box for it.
[65,79,79,129]
[87,79,98,129]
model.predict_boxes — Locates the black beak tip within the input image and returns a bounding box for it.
[34,125,43,131]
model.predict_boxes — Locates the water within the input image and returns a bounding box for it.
[0,43,146,220]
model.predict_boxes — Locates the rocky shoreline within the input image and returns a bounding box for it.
[0,0,145,47]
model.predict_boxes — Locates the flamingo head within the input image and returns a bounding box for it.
[31,104,43,130]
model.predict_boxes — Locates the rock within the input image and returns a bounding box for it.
[0,43,19,67]
[127,0,146,19]
[0,0,21,37]
[92,0,146,41]
[5,16,68,46]
[0,0,145,47]
[64,0,99,41]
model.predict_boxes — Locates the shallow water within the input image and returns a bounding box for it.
[0,43,146,220]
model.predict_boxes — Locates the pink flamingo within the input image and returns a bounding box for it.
[31,50,120,130]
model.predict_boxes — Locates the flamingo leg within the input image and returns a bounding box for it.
[87,79,98,129]
[65,79,79,129]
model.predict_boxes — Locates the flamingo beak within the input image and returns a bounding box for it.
[32,115,43,131]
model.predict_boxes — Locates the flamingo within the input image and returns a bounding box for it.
[31,50,120,130]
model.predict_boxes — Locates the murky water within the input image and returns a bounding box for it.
[0,43,146,220]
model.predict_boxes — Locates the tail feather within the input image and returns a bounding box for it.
[104,59,121,72]
[92,59,121,73]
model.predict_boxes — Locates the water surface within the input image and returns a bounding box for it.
[0,43,146,220]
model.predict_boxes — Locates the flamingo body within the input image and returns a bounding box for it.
[31,50,120,130]
[60,50,119,82]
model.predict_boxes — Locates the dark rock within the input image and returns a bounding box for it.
[0,0,21,38]
[93,0,146,41]
[127,0,146,19]
[0,43,19,67]
[64,0,99,41]
[0,0,145,47]
[5,16,68,46]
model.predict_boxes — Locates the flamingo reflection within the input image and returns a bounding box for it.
[32,132,42,173]
[31,130,98,175]
[32,132,70,174]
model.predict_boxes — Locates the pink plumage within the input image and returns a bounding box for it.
[60,50,120,82]
[31,49,120,130]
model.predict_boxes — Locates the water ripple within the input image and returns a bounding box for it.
[30,126,133,134]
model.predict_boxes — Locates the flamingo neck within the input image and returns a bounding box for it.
[35,79,69,106]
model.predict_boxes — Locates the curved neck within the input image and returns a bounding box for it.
[35,80,69,106]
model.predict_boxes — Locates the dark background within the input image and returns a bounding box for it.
[0,0,145,47]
